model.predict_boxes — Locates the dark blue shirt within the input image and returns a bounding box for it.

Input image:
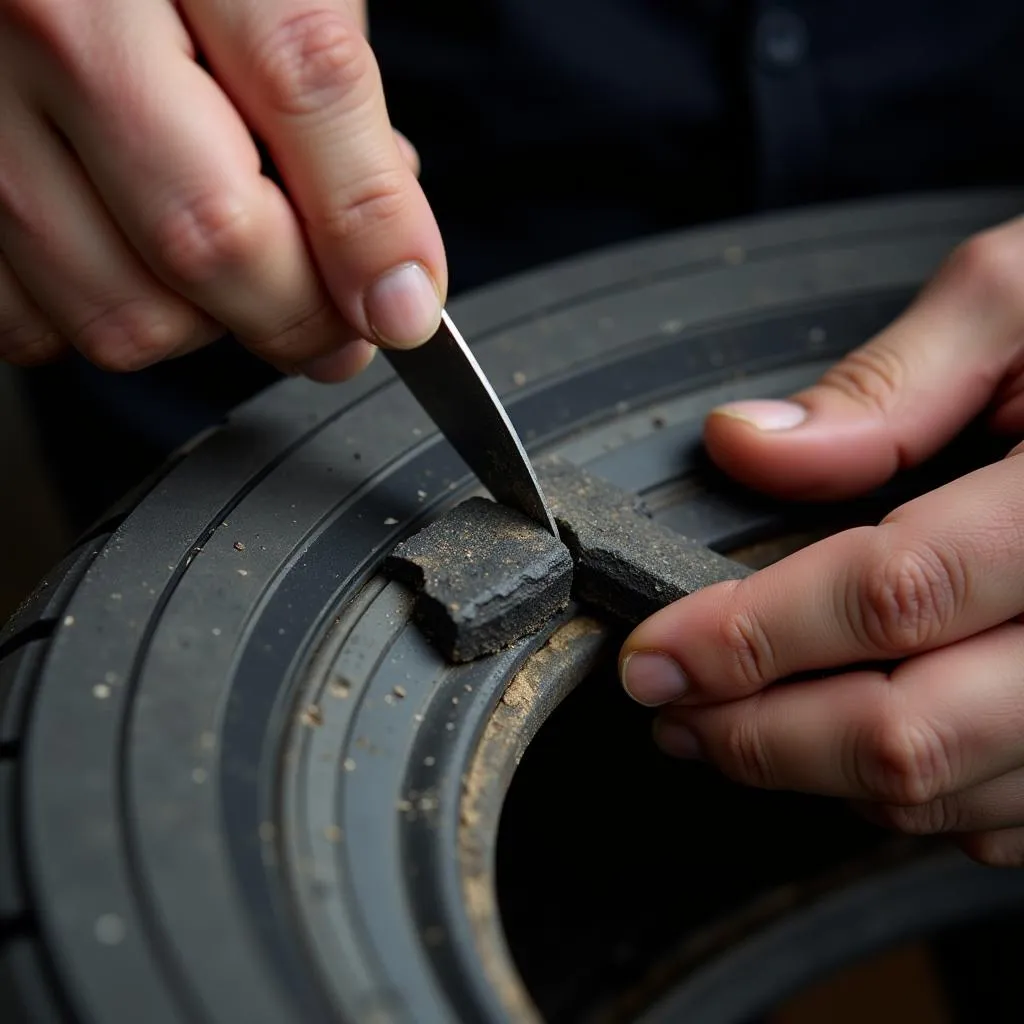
[372,1,1024,290]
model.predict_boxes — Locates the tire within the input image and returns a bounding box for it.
[4,190,1024,1024]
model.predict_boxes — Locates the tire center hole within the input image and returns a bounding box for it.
[491,527,972,1022]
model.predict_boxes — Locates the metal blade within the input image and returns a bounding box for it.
[382,310,558,535]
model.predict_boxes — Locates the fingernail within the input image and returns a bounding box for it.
[653,719,703,759]
[621,651,689,706]
[711,399,807,431]
[364,262,441,349]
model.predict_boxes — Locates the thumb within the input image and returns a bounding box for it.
[184,0,446,350]
[702,220,1024,500]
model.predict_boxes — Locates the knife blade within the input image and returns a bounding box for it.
[382,310,558,536]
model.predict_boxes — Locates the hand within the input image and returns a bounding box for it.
[619,214,1024,867]
[0,0,444,381]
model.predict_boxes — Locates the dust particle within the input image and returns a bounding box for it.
[329,677,352,699]
[343,757,356,772]
[63,615,75,627]
[300,705,324,728]
[396,798,413,812]
[233,541,245,552]
[93,914,126,946]
[512,371,527,386]
[384,517,399,526]
[92,684,111,700]
[424,755,436,767]
[393,685,407,699]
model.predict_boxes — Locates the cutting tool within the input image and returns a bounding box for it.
[383,310,558,536]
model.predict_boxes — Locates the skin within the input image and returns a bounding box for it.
[621,215,1024,868]
[3,0,1024,867]
[0,0,445,380]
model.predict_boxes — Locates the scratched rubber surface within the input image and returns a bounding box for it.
[3,193,1024,1022]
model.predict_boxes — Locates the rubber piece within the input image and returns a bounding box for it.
[538,456,751,622]
[385,497,573,661]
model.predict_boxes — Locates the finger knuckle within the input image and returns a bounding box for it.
[858,715,955,806]
[948,228,1024,315]
[317,171,409,245]
[73,302,187,372]
[720,703,778,789]
[875,798,960,836]
[817,342,905,417]
[857,541,962,653]
[151,193,259,286]
[253,9,371,117]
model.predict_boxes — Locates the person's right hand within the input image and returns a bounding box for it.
[0,0,445,382]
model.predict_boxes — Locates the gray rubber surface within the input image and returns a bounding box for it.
[3,191,1024,1023]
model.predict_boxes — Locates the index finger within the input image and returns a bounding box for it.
[654,622,1024,805]
[184,0,446,348]
[620,452,1024,705]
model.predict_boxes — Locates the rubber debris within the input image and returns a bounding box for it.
[536,456,751,623]
[384,497,573,662]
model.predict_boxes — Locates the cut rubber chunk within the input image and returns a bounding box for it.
[384,497,573,662]
[537,456,752,623]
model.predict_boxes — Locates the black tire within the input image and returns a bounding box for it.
[4,190,1024,1024]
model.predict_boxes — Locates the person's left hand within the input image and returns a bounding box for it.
[619,214,1024,867]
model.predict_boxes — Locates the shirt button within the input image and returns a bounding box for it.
[755,8,809,70]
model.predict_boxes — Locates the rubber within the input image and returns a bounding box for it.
[3,191,1024,1023]
[537,455,751,623]
[384,497,573,662]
